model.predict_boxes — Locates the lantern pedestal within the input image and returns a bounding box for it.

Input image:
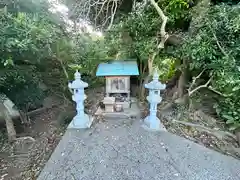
[68,113,93,129]
[143,116,166,131]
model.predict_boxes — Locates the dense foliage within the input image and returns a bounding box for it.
[0,1,107,111]
[180,4,240,130]
[0,5,64,109]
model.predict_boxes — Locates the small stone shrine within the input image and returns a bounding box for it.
[95,60,139,118]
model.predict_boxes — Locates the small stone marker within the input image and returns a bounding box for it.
[103,97,115,112]
[67,70,93,129]
[143,70,166,131]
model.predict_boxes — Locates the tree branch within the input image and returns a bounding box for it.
[188,69,213,96]
[189,77,212,96]
[69,0,121,30]
[211,29,228,57]
[107,0,118,30]
[149,0,169,49]
[208,86,231,97]
[188,69,206,91]
[188,69,231,97]
[172,119,237,141]
[211,29,236,63]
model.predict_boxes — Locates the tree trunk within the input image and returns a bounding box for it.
[236,131,240,146]
[0,103,16,142]
[177,72,186,98]
[175,57,190,107]
[140,75,151,100]
[177,59,188,98]
[139,0,169,100]
[139,62,146,99]
[140,54,155,100]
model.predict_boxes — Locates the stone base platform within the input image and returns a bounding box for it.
[68,114,94,129]
[142,116,167,131]
[95,98,141,119]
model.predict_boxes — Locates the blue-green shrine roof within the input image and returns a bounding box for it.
[96,61,139,76]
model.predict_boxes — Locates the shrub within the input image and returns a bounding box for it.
[0,66,44,111]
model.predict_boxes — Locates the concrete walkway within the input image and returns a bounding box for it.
[38,119,240,180]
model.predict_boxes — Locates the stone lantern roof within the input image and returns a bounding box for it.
[68,70,88,89]
[145,71,166,90]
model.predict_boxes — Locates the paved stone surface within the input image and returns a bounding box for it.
[38,119,240,180]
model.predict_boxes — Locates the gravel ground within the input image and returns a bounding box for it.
[38,118,240,180]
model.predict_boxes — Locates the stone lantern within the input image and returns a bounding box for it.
[68,70,93,129]
[143,70,166,131]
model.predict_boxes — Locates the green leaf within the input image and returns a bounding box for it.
[226,119,235,124]
[229,125,238,131]
[232,86,240,92]
[222,114,234,121]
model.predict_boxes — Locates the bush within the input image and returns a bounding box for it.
[0,66,45,111]
[180,4,240,131]
[216,98,240,131]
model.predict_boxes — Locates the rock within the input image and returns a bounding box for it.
[0,94,20,123]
